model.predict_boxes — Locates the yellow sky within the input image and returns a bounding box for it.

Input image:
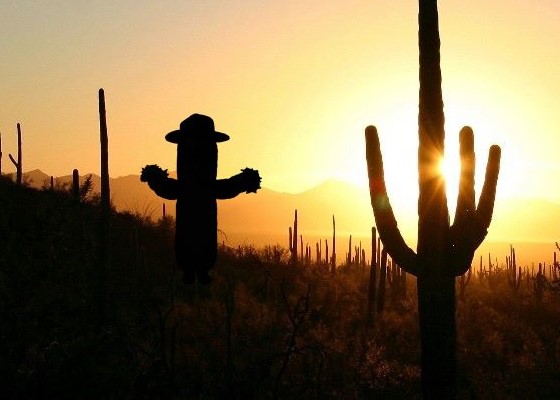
[2,0,560,217]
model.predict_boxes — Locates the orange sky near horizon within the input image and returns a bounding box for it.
[2,0,560,223]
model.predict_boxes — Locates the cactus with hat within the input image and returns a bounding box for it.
[141,114,261,285]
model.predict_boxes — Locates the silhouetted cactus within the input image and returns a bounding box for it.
[388,260,408,302]
[324,239,329,267]
[346,234,352,265]
[98,88,111,326]
[299,235,303,264]
[0,130,3,176]
[482,252,501,292]
[72,169,80,202]
[552,251,560,291]
[367,227,378,326]
[8,123,22,185]
[377,249,387,314]
[99,89,110,210]
[331,215,336,274]
[507,245,522,294]
[553,251,559,280]
[533,263,548,300]
[142,114,261,284]
[365,1,501,396]
[288,209,298,264]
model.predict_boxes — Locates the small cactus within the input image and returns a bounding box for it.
[507,245,522,294]
[288,209,298,264]
[72,169,80,202]
[8,123,22,185]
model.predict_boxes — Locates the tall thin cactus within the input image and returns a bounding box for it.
[98,88,111,326]
[9,123,22,185]
[99,89,111,210]
[365,0,501,397]
[0,130,3,176]
[331,215,336,274]
[377,249,388,314]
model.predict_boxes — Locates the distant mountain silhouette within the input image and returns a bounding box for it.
[12,169,560,244]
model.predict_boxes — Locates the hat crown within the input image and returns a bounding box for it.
[165,113,230,143]
[180,114,215,134]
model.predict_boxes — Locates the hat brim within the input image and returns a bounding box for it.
[165,130,230,143]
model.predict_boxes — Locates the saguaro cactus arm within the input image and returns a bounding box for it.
[449,127,501,275]
[365,125,418,276]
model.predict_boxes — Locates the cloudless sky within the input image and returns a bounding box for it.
[2,0,560,216]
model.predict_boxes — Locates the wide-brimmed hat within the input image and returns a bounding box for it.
[165,113,230,143]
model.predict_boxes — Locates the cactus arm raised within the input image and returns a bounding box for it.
[216,168,261,199]
[476,145,501,228]
[449,129,501,276]
[453,127,476,225]
[365,125,418,276]
[141,165,179,200]
[448,127,476,273]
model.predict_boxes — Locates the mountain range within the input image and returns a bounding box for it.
[10,169,560,264]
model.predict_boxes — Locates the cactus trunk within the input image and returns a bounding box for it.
[365,0,501,397]
[416,1,456,396]
[72,169,80,201]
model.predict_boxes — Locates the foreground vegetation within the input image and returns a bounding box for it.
[1,177,559,399]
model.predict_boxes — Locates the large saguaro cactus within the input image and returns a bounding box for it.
[365,0,501,397]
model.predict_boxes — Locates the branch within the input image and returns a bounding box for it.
[9,154,19,167]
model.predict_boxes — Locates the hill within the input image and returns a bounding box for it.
[11,169,560,262]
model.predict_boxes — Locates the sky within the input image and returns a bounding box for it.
[2,0,560,216]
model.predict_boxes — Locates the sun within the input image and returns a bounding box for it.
[439,154,461,214]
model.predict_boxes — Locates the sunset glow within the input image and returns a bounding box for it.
[1,0,560,245]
